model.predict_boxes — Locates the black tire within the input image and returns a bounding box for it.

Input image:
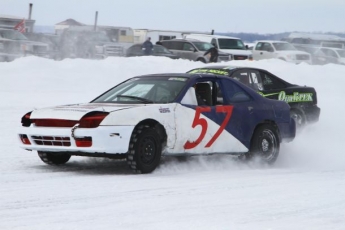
[127,126,162,174]
[197,58,206,63]
[244,124,280,164]
[290,109,306,129]
[38,151,71,165]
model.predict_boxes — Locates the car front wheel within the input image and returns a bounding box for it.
[127,125,162,174]
[38,151,71,165]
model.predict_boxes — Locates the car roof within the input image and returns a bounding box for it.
[132,73,229,80]
[162,38,207,43]
[319,47,344,51]
[194,65,267,72]
[187,34,240,39]
[255,40,289,43]
[130,44,163,47]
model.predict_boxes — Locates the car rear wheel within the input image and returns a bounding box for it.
[127,125,162,174]
[38,151,71,165]
[243,124,280,164]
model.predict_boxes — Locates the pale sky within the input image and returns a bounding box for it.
[1,0,345,34]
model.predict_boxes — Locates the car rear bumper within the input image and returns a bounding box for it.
[279,118,296,143]
[18,125,135,154]
[305,105,321,123]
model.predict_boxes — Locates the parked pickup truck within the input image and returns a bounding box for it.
[59,29,124,59]
[251,40,312,64]
[0,28,49,61]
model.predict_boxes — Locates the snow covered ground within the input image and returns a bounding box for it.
[1,56,345,230]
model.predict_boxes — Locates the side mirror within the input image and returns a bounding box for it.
[245,45,249,50]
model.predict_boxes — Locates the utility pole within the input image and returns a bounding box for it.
[94,11,98,31]
[28,3,33,32]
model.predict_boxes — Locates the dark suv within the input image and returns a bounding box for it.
[160,39,232,63]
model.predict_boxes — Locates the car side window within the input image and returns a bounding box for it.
[255,42,263,50]
[131,45,141,53]
[190,80,226,106]
[211,38,217,47]
[220,79,251,103]
[161,41,171,49]
[321,48,337,58]
[183,42,194,51]
[328,50,337,58]
[231,70,250,86]
[262,43,274,52]
[248,70,264,91]
[171,41,183,50]
[259,71,286,90]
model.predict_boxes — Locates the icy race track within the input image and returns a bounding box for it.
[1,56,345,230]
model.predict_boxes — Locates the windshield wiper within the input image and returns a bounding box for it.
[116,95,154,104]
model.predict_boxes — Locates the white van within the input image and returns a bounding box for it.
[183,34,253,60]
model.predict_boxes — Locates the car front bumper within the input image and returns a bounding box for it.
[18,125,135,154]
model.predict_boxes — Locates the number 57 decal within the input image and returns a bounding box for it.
[184,105,234,149]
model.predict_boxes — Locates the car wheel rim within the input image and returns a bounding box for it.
[259,130,278,161]
[291,112,304,126]
[139,136,156,165]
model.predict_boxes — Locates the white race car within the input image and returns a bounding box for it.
[19,73,296,173]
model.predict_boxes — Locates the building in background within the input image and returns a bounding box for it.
[133,29,209,44]
[54,18,85,35]
[0,15,35,32]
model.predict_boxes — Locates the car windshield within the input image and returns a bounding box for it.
[0,30,28,40]
[192,42,214,51]
[272,42,297,51]
[88,32,111,42]
[336,49,345,58]
[301,46,318,54]
[92,77,188,104]
[218,38,245,50]
[153,45,172,54]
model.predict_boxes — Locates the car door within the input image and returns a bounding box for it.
[253,42,274,60]
[175,78,249,154]
[168,41,184,58]
[252,42,264,60]
[180,42,196,60]
[261,42,275,59]
[321,48,339,64]
[219,78,258,146]
[127,45,142,57]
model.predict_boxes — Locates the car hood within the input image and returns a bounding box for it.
[154,53,179,58]
[275,50,310,55]
[218,49,252,56]
[24,40,49,47]
[218,51,231,57]
[93,42,120,47]
[30,103,145,120]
